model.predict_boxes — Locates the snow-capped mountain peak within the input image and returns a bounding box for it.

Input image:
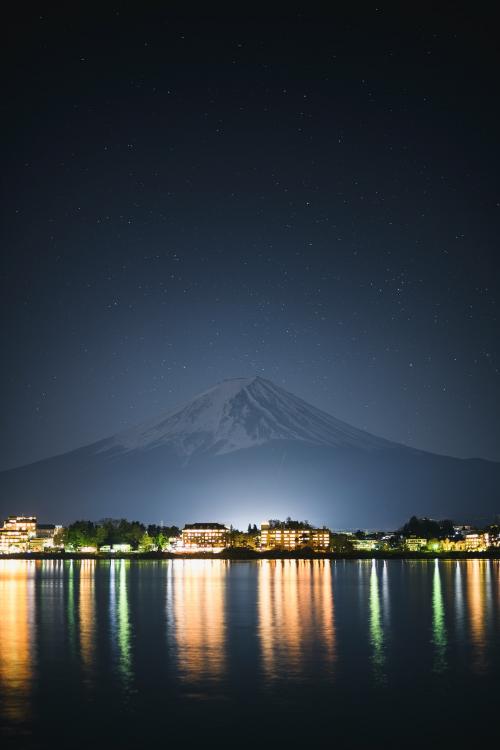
[101,376,393,459]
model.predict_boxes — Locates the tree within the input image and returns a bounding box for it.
[330,534,354,553]
[64,520,102,549]
[268,518,313,530]
[139,532,154,552]
[400,516,455,540]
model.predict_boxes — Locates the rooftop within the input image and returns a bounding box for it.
[183,523,227,530]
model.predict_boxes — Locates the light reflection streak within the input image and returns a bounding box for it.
[467,560,487,674]
[79,559,96,682]
[369,560,384,681]
[118,560,132,684]
[171,560,227,687]
[0,561,36,723]
[432,560,447,673]
[454,561,465,642]
[109,560,132,689]
[258,560,336,682]
[67,560,76,658]
[382,561,390,626]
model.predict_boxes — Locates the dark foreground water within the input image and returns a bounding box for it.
[0,559,499,748]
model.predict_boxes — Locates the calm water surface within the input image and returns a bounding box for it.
[0,559,499,747]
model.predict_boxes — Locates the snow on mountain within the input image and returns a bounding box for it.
[101,376,395,459]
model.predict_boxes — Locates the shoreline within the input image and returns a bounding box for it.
[1,550,500,561]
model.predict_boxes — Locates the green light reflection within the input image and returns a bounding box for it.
[432,560,447,673]
[67,561,76,658]
[369,560,385,681]
[118,560,132,686]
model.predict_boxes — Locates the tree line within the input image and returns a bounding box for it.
[59,519,180,551]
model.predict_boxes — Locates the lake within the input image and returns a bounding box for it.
[0,558,499,747]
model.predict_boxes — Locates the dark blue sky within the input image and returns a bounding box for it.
[2,7,499,470]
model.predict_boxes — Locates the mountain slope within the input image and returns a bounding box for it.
[0,377,498,528]
[101,376,396,458]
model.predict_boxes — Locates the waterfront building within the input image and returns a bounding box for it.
[404,536,428,551]
[352,538,379,552]
[27,524,63,552]
[180,523,229,552]
[442,538,466,552]
[36,524,62,540]
[260,522,330,551]
[463,532,489,552]
[99,543,132,553]
[0,516,37,553]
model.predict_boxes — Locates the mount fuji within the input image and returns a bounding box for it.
[1,376,499,528]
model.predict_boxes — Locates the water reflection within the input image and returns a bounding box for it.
[79,560,96,681]
[258,560,336,681]
[382,561,390,625]
[0,561,35,723]
[369,560,384,680]
[109,560,133,690]
[454,561,464,639]
[432,560,447,673]
[66,561,77,659]
[170,560,227,687]
[467,560,487,674]
[2,557,500,743]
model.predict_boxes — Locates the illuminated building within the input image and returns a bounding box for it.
[99,543,132,553]
[27,524,62,552]
[0,516,37,553]
[352,538,379,552]
[404,537,428,551]
[442,538,466,552]
[260,522,330,551]
[180,523,229,552]
[442,532,489,552]
[463,533,489,552]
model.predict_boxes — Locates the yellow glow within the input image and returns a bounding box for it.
[258,559,336,680]
[0,560,35,721]
[467,559,487,674]
[79,559,96,681]
[171,560,227,684]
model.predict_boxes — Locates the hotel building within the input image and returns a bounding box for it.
[352,538,380,552]
[442,532,490,552]
[180,523,230,552]
[260,522,331,551]
[0,516,37,553]
[463,532,490,552]
[404,536,428,551]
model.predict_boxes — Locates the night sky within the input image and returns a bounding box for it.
[2,7,499,471]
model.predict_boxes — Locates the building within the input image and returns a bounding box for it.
[260,522,330,551]
[404,536,428,552]
[453,525,473,535]
[99,543,132,553]
[0,516,37,553]
[352,538,379,552]
[180,523,229,552]
[464,532,490,552]
[442,538,466,552]
[36,523,62,540]
[27,524,63,552]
